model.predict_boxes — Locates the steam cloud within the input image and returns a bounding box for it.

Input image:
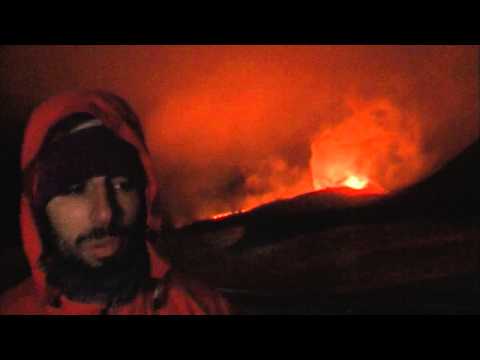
[1,46,477,226]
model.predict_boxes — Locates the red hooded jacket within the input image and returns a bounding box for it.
[0,90,231,315]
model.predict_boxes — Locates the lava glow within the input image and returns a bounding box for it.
[144,48,474,226]
[312,172,387,196]
[342,175,368,190]
[211,210,245,220]
[312,174,372,191]
[209,172,386,221]
[207,98,403,221]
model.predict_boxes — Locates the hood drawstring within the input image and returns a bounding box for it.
[152,272,171,311]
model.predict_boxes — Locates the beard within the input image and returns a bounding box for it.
[39,216,151,306]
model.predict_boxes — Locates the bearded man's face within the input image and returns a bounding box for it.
[35,121,151,303]
[41,173,150,304]
[46,175,141,268]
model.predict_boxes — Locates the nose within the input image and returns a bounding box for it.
[90,180,113,227]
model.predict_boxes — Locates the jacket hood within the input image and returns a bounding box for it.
[20,90,169,300]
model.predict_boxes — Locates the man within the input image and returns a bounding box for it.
[0,90,231,314]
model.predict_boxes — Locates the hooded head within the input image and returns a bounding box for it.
[21,90,169,304]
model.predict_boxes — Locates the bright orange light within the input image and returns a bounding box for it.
[211,209,246,220]
[202,97,417,221]
[212,211,235,220]
[342,175,368,190]
[309,97,424,198]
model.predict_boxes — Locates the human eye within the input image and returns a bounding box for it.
[64,182,85,195]
[111,177,134,192]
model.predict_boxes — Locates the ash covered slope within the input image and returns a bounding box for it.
[164,140,480,308]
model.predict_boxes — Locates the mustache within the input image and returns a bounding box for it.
[75,226,130,246]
